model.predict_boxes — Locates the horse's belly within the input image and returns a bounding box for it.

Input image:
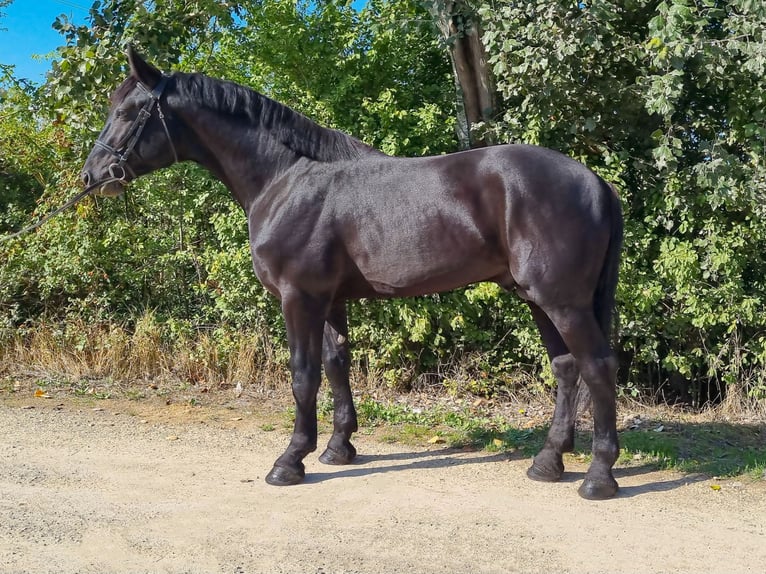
[358,257,505,297]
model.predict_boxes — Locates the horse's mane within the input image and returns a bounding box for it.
[171,72,379,162]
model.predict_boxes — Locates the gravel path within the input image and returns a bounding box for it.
[1,399,764,573]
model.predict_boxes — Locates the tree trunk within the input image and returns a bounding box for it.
[425,0,495,148]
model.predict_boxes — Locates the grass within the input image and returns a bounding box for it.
[317,395,766,480]
[619,422,766,478]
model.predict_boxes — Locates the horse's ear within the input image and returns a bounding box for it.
[127,45,162,88]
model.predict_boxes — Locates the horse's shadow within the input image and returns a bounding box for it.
[613,469,709,497]
[304,447,511,484]
[557,465,709,498]
[304,447,708,497]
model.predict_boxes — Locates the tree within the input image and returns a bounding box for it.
[226,0,456,155]
[1,0,55,233]
[421,0,495,148]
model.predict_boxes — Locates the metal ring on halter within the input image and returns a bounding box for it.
[108,163,128,183]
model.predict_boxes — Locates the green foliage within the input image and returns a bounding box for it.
[477,0,766,402]
[0,85,50,231]
[2,0,766,407]
[46,0,237,138]
[348,285,546,391]
[226,0,457,155]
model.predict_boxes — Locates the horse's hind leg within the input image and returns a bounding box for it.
[544,305,619,500]
[526,303,580,483]
[318,302,358,465]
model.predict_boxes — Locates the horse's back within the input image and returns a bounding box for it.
[325,144,614,298]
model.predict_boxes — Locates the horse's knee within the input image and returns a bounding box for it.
[291,364,322,404]
[550,354,578,384]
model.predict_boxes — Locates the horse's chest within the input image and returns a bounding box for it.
[247,219,335,296]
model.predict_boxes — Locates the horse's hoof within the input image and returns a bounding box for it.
[578,477,619,500]
[318,442,357,465]
[527,460,564,482]
[265,462,305,486]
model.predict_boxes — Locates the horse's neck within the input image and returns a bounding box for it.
[175,108,293,211]
[174,81,374,212]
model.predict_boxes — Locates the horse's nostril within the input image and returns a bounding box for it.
[81,171,91,187]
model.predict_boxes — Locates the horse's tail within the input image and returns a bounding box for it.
[574,180,623,412]
[594,181,623,341]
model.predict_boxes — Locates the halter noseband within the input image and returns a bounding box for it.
[91,75,178,184]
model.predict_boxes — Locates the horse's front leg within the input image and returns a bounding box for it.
[265,291,327,486]
[318,302,358,465]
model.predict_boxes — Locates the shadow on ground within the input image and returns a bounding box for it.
[304,448,511,484]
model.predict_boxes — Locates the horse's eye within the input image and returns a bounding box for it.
[114,108,126,119]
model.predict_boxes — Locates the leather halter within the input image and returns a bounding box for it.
[90,76,178,184]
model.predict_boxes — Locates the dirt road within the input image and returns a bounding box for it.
[1,398,764,574]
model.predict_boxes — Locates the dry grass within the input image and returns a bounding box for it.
[0,314,289,398]
[1,314,764,422]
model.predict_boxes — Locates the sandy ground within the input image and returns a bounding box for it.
[1,398,765,574]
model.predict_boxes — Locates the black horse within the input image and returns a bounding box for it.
[82,47,623,500]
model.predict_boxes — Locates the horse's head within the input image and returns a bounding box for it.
[81,46,179,197]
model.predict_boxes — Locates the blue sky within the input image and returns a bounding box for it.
[1,0,369,84]
[1,0,89,83]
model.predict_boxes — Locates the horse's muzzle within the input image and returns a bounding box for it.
[96,180,125,197]
[81,170,125,197]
